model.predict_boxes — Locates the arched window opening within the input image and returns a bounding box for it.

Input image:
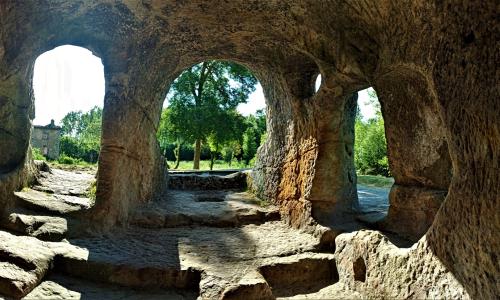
[314,74,322,93]
[32,45,105,165]
[353,87,391,223]
[157,60,267,171]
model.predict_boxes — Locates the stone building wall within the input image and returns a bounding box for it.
[31,120,61,160]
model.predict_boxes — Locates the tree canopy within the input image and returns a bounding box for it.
[59,106,102,163]
[163,60,258,169]
[354,89,389,176]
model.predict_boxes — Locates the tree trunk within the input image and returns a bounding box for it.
[229,151,233,167]
[163,146,171,169]
[210,151,216,170]
[193,139,201,169]
[174,142,181,169]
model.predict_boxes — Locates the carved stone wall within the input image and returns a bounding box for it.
[0,1,497,298]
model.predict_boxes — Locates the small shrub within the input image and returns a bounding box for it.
[248,156,257,168]
[58,154,78,165]
[86,180,97,203]
[32,147,46,161]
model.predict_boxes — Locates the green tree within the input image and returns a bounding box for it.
[61,111,83,137]
[241,110,267,166]
[59,106,102,163]
[157,107,188,169]
[354,89,390,176]
[165,61,257,169]
[206,110,246,170]
[242,126,258,165]
[221,140,242,167]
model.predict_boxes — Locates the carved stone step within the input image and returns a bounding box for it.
[130,191,279,229]
[2,212,67,242]
[168,172,247,190]
[24,273,198,300]
[14,189,91,216]
[0,231,56,298]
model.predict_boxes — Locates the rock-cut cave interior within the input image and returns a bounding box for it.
[0,1,498,299]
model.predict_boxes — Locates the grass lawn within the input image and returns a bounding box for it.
[45,159,251,172]
[47,161,97,172]
[167,160,252,171]
[357,174,394,188]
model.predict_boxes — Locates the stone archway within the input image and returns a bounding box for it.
[372,66,452,241]
[0,1,497,299]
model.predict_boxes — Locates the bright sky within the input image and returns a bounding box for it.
[33,45,105,125]
[33,45,376,125]
[357,88,377,120]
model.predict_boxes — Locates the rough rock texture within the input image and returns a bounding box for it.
[0,165,95,252]
[168,172,247,191]
[380,185,446,240]
[0,156,36,219]
[32,168,95,196]
[373,68,453,240]
[48,221,329,299]
[2,212,68,242]
[0,230,82,298]
[14,189,91,216]
[334,230,470,299]
[0,1,498,299]
[25,274,197,300]
[130,190,279,228]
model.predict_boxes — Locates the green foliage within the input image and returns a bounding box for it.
[158,61,265,169]
[356,175,394,188]
[32,147,46,161]
[60,106,102,163]
[354,89,390,177]
[168,159,250,170]
[57,154,79,165]
[242,127,257,165]
[166,61,257,141]
[86,180,97,203]
[221,140,242,166]
[242,110,266,166]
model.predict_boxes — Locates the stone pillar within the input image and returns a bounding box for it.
[89,56,169,227]
[0,70,35,217]
[374,67,452,240]
[308,93,358,228]
[0,29,37,217]
[250,63,325,230]
[425,3,499,298]
[251,65,358,236]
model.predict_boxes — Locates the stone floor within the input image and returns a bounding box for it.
[24,274,197,300]
[355,185,390,223]
[131,189,280,228]
[0,166,394,299]
[1,167,94,243]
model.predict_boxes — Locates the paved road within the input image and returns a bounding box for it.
[356,184,390,217]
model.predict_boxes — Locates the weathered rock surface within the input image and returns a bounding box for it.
[0,165,93,247]
[131,190,279,228]
[14,189,90,216]
[0,1,498,299]
[0,231,56,298]
[56,221,322,299]
[24,274,197,300]
[259,253,338,298]
[32,168,95,197]
[334,230,469,299]
[168,172,247,191]
[380,185,447,241]
[2,212,67,242]
[276,282,363,300]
